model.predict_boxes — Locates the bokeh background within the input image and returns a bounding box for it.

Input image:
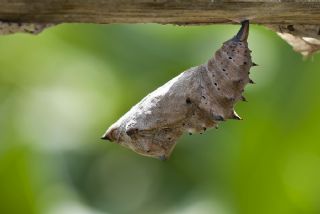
[0,23,320,214]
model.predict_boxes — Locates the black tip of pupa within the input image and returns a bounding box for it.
[159,155,167,161]
[101,133,112,141]
[213,115,225,121]
[233,20,249,42]
[231,111,242,120]
[241,96,248,102]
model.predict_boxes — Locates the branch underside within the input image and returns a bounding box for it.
[0,1,320,25]
[0,1,319,55]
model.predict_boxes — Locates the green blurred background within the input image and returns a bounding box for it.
[0,23,320,214]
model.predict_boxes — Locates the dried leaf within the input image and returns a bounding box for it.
[267,24,320,56]
[102,21,254,160]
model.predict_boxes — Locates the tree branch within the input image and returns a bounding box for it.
[0,0,320,25]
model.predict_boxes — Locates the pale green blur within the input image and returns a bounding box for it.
[0,23,320,214]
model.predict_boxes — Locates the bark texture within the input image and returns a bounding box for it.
[1,1,320,55]
[0,0,319,25]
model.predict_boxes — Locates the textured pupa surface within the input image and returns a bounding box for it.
[102,21,254,160]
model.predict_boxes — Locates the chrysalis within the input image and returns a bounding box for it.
[102,21,255,160]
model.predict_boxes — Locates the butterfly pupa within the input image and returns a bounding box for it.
[102,20,254,160]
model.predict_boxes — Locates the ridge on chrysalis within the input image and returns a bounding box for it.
[102,20,254,160]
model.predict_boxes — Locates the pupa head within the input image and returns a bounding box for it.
[219,20,252,69]
[101,125,177,160]
[222,20,250,49]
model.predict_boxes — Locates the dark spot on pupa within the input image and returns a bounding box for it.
[202,96,206,99]
[243,62,247,65]
[186,97,191,104]
[203,127,207,131]
[146,149,151,153]
[287,25,295,31]
[234,79,243,84]
[182,123,185,126]
[231,97,236,102]
[159,155,167,161]
[213,115,225,121]
[222,68,226,71]
[226,73,229,76]
[126,128,138,136]
[214,82,217,86]
[217,87,220,91]
[229,57,232,59]
[168,137,171,140]
[189,133,192,135]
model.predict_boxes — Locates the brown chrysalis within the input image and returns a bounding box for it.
[102,20,255,160]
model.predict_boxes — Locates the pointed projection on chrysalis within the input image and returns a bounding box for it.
[102,21,255,160]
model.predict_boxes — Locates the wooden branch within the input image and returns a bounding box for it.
[0,0,320,25]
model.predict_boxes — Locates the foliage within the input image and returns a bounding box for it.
[0,23,320,214]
